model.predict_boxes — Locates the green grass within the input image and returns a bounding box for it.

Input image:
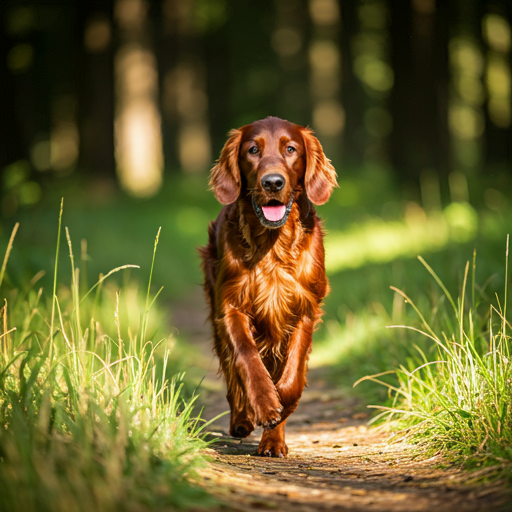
[314,195,511,397]
[4,172,512,486]
[356,240,512,479]
[0,204,213,512]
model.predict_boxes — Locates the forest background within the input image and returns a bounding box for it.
[1,1,512,509]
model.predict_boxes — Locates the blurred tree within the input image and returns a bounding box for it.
[160,0,212,174]
[77,0,116,180]
[448,0,486,182]
[158,0,180,171]
[481,4,512,170]
[206,0,281,153]
[349,0,395,168]
[0,3,34,169]
[1,0,512,204]
[389,0,450,182]
[339,0,366,168]
[273,0,311,126]
[308,0,344,163]
[203,2,232,156]
[113,0,164,197]
[228,0,281,126]
[1,2,79,214]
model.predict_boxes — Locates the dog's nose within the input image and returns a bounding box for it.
[261,173,286,192]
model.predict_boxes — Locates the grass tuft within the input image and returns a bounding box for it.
[0,209,212,511]
[357,237,512,479]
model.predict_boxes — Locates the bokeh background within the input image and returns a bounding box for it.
[1,0,512,366]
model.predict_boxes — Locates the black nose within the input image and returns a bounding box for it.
[261,173,286,192]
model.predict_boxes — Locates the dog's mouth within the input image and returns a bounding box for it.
[262,200,286,222]
[252,196,295,229]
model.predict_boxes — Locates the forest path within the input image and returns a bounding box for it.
[172,292,509,512]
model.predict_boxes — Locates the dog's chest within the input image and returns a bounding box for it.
[247,247,315,327]
[252,261,296,312]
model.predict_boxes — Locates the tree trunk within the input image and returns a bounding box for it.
[389,0,450,182]
[77,0,116,179]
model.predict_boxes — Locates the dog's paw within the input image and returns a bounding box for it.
[229,419,254,438]
[254,399,282,430]
[256,437,288,458]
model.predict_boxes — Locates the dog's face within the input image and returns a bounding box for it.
[210,116,337,229]
[239,118,305,228]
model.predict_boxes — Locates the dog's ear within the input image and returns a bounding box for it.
[301,127,338,205]
[209,129,243,205]
[297,190,311,219]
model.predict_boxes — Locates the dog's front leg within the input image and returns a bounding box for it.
[256,318,313,458]
[275,316,314,417]
[223,306,283,429]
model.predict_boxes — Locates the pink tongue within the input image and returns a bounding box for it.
[262,205,286,222]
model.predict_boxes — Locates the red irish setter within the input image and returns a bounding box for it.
[200,116,337,457]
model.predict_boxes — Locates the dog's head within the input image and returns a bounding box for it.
[209,116,337,229]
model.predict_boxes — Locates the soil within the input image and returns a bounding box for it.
[172,293,511,512]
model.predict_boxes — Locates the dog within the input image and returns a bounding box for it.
[200,116,337,457]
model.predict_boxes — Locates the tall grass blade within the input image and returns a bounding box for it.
[49,198,64,363]
[80,265,140,303]
[503,235,509,353]
[389,286,437,340]
[0,222,19,294]
[418,255,458,318]
[141,227,161,346]
[460,261,469,344]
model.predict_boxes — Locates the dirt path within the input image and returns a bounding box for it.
[172,294,510,512]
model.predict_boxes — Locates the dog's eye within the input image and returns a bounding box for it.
[248,146,259,155]
[286,146,296,154]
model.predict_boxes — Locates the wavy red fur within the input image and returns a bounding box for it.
[199,116,337,457]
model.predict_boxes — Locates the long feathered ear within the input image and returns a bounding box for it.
[301,127,338,205]
[209,129,243,205]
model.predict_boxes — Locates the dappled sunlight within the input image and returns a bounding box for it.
[310,314,388,369]
[6,43,33,74]
[354,56,394,93]
[83,16,111,53]
[309,0,339,26]
[50,122,79,171]
[163,62,211,173]
[483,13,511,53]
[114,0,164,197]
[312,101,345,137]
[325,202,478,273]
[448,103,485,140]
[272,27,303,57]
[28,95,79,175]
[30,139,51,172]
[486,55,511,127]
[114,87,164,197]
[50,95,80,173]
[448,170,469,203]
[353,2,393,97]
[448,35,485,171]
[308,0,344,140]
[2,160,42,213]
